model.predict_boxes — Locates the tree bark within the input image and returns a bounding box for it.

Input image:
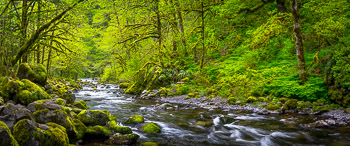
[21,0,28,63]
[200,1,205,70]
[276,0,286,13]
[291,0,307,84]
[175,0,186,52]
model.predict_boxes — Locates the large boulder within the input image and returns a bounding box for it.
[0,77,51,105]
[108,120,132,134]
[123,115,144,124]
[13,119,69,146]
[77,110,115,126]
[17,63,47,86]
[85,125,112,139]
[33,109,79,141]
[0,103,33,128]
[0,121,19,146]
[27,99,61,112]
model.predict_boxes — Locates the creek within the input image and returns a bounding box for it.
[75,79,350,146]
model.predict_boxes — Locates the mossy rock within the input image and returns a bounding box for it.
[73,119,87,140]
[158,87,168,96]
[13,119,69,146]
[246,96,257,103]
[33,109,79,141]
[278,98,288,104]
[227,96,237,104]
[119,83,129,89]
[85,125,112,138]
[77,110,115,126]
[258,97,268,102]
[297,101,312,110]
[13,79,51,105]
[106,133,140,145]
[195,121,213,127]
[142,122,161,133]
[266,104,280,110]
[55,98,65,105]
[0,121,19,146]
[17,63,47,86]
[186,92,199,99]
[124,115,144,124]
[108,120,132,134]
[73,100,88,110]
[282,99,298,110]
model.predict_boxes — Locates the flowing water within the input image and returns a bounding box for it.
[75,79,350,146]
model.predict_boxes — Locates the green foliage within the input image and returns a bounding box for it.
[227,96,237,104]
[246,96,257,103]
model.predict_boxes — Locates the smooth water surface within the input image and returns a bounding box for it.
[75,79,350,146]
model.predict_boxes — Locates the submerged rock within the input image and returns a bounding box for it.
[0,121,19,146]
[142,122,161,133]
[13,119,69,146]
[195,121,213,127]
[17,63,47,86]
[0,103,33,128]
[105,133,139,145]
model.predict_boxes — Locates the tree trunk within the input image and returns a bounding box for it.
[36,2,41,64]
[200,1,205,70]
[174,0,186,52]
[276,0,286,13]
[21,0,28,63]
[291,0,307,84]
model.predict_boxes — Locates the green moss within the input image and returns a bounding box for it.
[0,121,19,146]
[227,96,237,104]
[143,142,158,146]
[246,96,257,103]
[125,83,138,94]
[278,98,288,104]
[44,122,70,146]
[55,98,65,105]
[282,99,298,110]
[158,87,168,96]
[13,119,31,145]
[17,63,47,86]
[77,110,114,126]
[119,83,129,89]
[86,125,112,136]
[142,122,161,133]
[73,100,88,109]
[109,120,132,134]
[174,84,190,95]
[124,115,144,124]
[266,104,280,110]
[0,96,4,105]
[258,97,268,102]
[73,119,87,140]
[181,77,190,82]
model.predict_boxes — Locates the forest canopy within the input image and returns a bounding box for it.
[0,0,349,106]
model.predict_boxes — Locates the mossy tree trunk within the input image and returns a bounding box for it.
[291,0,307,84]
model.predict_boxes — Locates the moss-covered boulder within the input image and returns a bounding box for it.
[124,115,144,124]
[77,110,115,126]
[143,142,158,146]
[266,103,280,110]
[17,63,47,86]
[105,133,139,145]
[73,119,87,140]
[0,121,19,146]
[0,103,33,128]
[85,125,112,139]
[13,119,69,146]
[278,97,288,104]
[246,96,257,103]
[73,100,88,110]
[227,96,237,104]
[13,79,50,105]
[282,99,298,110]
[195,121,213,127]
[142,122,161,133]
[258,97,268,102]
[108,120,132,134]
[119,83,129,89]
[33,109,78,141]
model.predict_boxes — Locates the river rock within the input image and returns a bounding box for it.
[33,109,79,140]
[77,110,114,126]
[105,133,139,145]
[0,103,33,128]
[124,115,144,124]
[85,125,112,139]
[27,99,62,112]
[13,119,69,146]
[142,122,161,133]
[0,121,19,146]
